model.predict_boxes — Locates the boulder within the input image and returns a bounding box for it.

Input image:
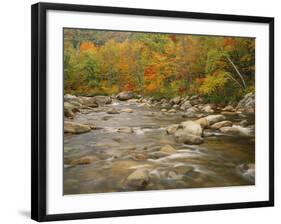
[210,120,233,130]
[205,114,226,125]
[172,165,194,175]
[160,145,176,154]
[161,109,167,112]
[64,121,91,134]
[161,102,171,108]
[201,104,214,113]
[166,124,179,134]
[121,108,134,113]
[118,127,134,133]
[182,111,196,118]
[174,121,203,144]
[190,95,198,100]
[107,108,120,114]
[221,111,237,116]
[194,118,209,129]
[180,100,192,111]
[78,96,98,108]
[125,169,150,188]
[186,106,199,113]
[64,102,78,118]
[220,125,251,136]
[69,155,98,166]
[117,91,134,101]
[222,105,235,112]
[168,109,177,113]
[237,163,255,183]
[133,154,148,161]
[64,94,79,103]
[170,96,181,105]
[239,119,248,127]
[190,95,203,106]
[180,121,203,136]
[127,99,139,103]
[236,92,255,113]
[93,95,112,105]
[175,132,204,144]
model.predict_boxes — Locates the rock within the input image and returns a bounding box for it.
[128,99,139,103]
[203,130,216,137]
[172,164,194,175]
[161,102,171,108]
[186,106,199,113]
[161,109,167,112]
[222,105,235,112]
[210,120,233,130]
[64,102,75,118]
[107,108,120,114]
[194,118,209,129]
[168,109,177,113]
[125,169,149,188]
[121,108,134,113]
[166,124,179,134]
[201,104,214,113]
[236,92,255,113]
[64,94,79,103]
[179,121,203,136]
[149,152,171,159]
[69,155,98,166]
[240,119,248,127]
[78,96,98,108]
[237,163,255,182]
[64,101,81,118]
[195,114,205,118]
[64,121,91,134]
[221,111,237,116]
[220,125,251,136]
[160,145,176,153]
[182,111,195,118]
[117,91,134,101]
[175,133,204,144]
[133,154,148,161]
[167,171,182,180]
[190,95,198,100]
[170,96,181,105]
[190,96,202,106]
[118,127,134,133]
[180,101,192,111]
[174,121,203,144]
[93,95,112,105]
[172,104,180,109]
[205,114,226,125]
[102,116,112,121]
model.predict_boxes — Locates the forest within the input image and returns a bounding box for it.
[64,28,255,104]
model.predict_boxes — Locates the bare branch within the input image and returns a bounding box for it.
[226,56,247,89]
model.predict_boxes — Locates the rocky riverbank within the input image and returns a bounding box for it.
[63,91,255,194]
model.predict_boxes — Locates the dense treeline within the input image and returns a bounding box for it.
[64,28,255,103]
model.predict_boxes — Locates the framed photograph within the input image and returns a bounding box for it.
[31,2,274,222]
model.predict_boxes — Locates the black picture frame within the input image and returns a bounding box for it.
[31,2,274,222]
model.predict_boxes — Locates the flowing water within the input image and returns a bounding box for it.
[64,100,255,195]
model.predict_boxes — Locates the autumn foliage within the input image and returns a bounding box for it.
[64,29,255,103]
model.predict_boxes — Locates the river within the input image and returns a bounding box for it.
[64,99,255,195]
